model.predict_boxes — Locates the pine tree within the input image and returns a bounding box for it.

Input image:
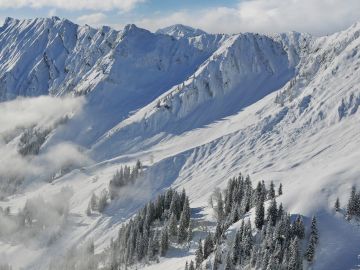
[292,215,305,239]
[187,221,193,244]
[214,222,222,244]
[288,237,302,270]
[335,197,340,212]
[255,197,265,229]
[203,233,214,259]
[305,216,319,263]
[305,238,315,263]
[267,198,278,226]
[232,230,241,265]
[277,203,284,220]
[310,216,319,245]
[168,213,178,237]
[147,236,155,261]
[347,185,357,219]
[268,181,276,199]
[178,211,188,243]
[195,239,204,268]
[278,183,283,196]
[182,197,191,228]
[160,228,169,256]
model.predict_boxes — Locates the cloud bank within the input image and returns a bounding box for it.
[0,96,90,193]
[0,0,144,12]
[137,0,360,36]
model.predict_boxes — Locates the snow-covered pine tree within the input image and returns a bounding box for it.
[178,210,188,243]
[347,185,357,219]
[288,237,302,270]
[278,183,283,196]
[277,203,284,221]
[168,212,178,237]
[214,222,223,244]
[187,221,193,244]
[203,233,214,259]
[292,215,305,239]
[255,196,265,229]
[267,198,278,226]
[334,197,340,211]
[195,239,204,268]
[305,215,319,263]
[268,181,276,199]
[232,230,242,265]
[160,227,169,256]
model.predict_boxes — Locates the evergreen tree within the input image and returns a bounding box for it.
[195,239,204,268]
[203,233,214,259]
[305,216,319,263]
[168,213,178,237]
[335,197,340,212]
[292,215,305,239]
[214,222,222,244]
[160,228,169,256]
[278,183,283,196]
[255,197,265,229]
[267,198,278,226]
[232,230,241,265]
[178,211,188,243]
[305,237,316,263]
[277,203,284,220]
[268,181,276,199]
[347,185,357,219]
[182,197,191,228]
[187,221,193,244]
[288,237,302,270]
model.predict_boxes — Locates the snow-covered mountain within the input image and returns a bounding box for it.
[156,24,207,39]
[0,17,359,270]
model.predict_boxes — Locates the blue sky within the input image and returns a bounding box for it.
[0,0,359,35]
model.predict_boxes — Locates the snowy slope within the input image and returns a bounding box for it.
[0,18,359,270]
[156,24,207,39]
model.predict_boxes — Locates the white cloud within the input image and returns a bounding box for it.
[0,0,145,12]
[137,0,360,36]
[0,96,90,181]
[77,13,107,27]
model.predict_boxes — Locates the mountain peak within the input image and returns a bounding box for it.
[156,24,207,38]
[122,23,150,36]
